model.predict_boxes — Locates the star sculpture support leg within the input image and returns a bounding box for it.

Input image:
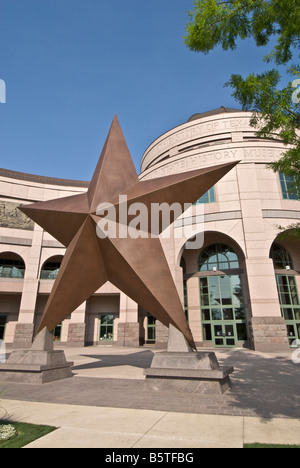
[20,115,239,350]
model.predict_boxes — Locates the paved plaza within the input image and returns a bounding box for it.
[1,345,300,448]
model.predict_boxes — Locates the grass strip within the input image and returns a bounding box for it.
[0,420,57,448]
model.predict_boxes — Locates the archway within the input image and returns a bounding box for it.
[0,252,25,279]
[198,243,248,347]
[180,232,249,348]
[40,255,63,280]
[270,234,300,347]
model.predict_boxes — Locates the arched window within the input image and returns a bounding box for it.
[0,252,25,279]
[270,243,299,346]
[198,243,240,272]
[270,243,294,270]
[40,256,63,280]
[198,244,247,347]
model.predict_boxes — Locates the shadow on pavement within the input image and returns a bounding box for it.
[72,350,154,371]
[218,349,300,419]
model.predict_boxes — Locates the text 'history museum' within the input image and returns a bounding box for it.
[1,108,300,352]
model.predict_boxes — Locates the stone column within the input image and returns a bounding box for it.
[116,293,139,347]
[246,258,289,352]
[186,276,202,345]
[65,301,87,347]
[237,164,289,352]
[13,225,43,349]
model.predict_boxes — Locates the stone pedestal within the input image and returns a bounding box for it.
[154,321,168,349]
[144,325,234,395]
[0,328,74,384]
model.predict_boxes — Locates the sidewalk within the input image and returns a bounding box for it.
[1,346,300,448]
[3,399,300,448]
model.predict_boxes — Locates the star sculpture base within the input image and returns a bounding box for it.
[0,329,74,384]
[144,325,234,395]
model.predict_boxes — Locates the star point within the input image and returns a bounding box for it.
[20,117,239,350]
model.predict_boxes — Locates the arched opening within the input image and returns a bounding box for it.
[270,241,300,347]
[180,231,249,348]
[40,255,63,280]
[198,243,248,348]
[0,252,25,279]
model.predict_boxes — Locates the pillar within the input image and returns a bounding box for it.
[186,276,202,345]
[117,293,139,347]
[64,301,87,347]
[246,258,289,352]
[237,163,289,351]
[13,225,43,349]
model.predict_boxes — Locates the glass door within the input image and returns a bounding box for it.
[200,274,248,348]
[213,323,236,347]
[99,314,114,342]
[147,314,156,343]
[276,275,300,346]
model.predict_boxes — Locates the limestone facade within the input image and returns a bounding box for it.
[0,108,299,351]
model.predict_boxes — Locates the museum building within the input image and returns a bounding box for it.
[0,107,299,352]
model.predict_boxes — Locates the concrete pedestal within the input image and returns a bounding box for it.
[144,325,234,395]
[0,328,74,384]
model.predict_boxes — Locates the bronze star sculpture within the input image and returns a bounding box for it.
[20,116,238,350]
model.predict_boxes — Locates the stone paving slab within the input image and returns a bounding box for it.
[1,347,300,448]
[1,346,300,419]
[2,399,300,448]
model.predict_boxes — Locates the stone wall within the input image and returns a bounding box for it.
[249,317,290,352]
[66,323,86,347]
[117,323,139,347]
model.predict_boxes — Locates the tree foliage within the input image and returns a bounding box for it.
[185,0,300,187]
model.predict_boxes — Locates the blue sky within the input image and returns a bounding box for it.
[0,0,286,180]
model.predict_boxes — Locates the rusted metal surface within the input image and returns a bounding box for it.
[20,116,238,349]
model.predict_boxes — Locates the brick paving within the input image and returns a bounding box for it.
[1,346,300,420]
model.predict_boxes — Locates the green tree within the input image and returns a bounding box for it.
[185,0,300,189]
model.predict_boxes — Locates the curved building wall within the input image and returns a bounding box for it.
[0,109,299,351]
[140,110,300,352]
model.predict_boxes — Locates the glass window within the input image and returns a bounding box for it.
[275,274,300,346]
[40,261,62,280]
[53,323,62,342]
[0,259,25,279]
[198,244,240,272]
[194,187,216,204]
[279,172,300,200]
[99,314,114,342]
[147,314,156,342]
[199,273,248,347]
[0,315,7,340]
[237,323,247,341]
[270,244,293,270]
